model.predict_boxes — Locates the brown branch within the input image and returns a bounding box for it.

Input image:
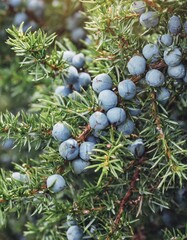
[76,124,91,143]
[143,0,162,11]
[114,157,144,225]
[131,75,142,84]
[106,157,145,239]
[148,59,167,70]
[82,206,105,214]
[73,201,105,215]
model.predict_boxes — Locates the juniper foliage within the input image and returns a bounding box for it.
[0,0,187,239]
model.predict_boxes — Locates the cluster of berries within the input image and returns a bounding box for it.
[131,1,187,35]
[9,1,187,238]
[47,122,97,239]
[127,14,187,107]
[55,51,91,98]
[89,73,145,156]
[52,121,95,177]
[65,11,87,43]
[6,0,44,32]
[3,0,87,44]
[131,1,159,28]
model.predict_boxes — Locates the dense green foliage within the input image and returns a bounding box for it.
[0,0,187,239]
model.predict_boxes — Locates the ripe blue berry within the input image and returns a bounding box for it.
[71,27,86,43]
[92,74,113,93]
[127,56,146,75]
[142,44,160,63]
[66,16,76,31]
[46,174,66,193]
[118,79,136,100]
[66,225,83,240]
[78,72,91,87]
[63,51,76,65]
[89,111,109,130]
[168,15,182,35]
[98,90,118,111]
[156,87,170,105]
[27,0,44,17]
[73,81,81,92]
[106,107,126,126]
[59,139,79,160]
[128,107,141,116]
[55,86,72,97]
[159,34,173,46]
[131,1,146,14]
[163,48,182,67]
[13,12,28,26]
[72,158,90,174]
[8,0,21,7]
[65,66,79,84]
[72,11,83,24]
[139,11,159,28]
[2,138,14,150]
[72,53,85,69]
[80,141,95,161]
[12,172,29,183]
[146,69,165,87]
[52,122,71,142]
[168,64,186,79]
[86,135,98,144]
[117,119,135,135]
[128,139,145,157]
